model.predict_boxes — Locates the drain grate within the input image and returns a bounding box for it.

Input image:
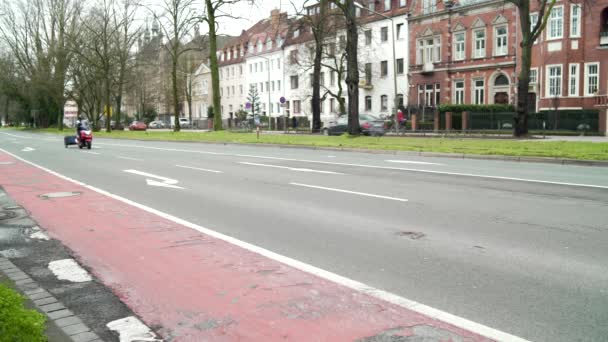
[39,192,82,200]
[0,210,18,221]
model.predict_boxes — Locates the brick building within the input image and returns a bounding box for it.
[408,0,519,111]
[529,0,608,115]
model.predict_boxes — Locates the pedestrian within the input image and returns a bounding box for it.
[292,116,298,130]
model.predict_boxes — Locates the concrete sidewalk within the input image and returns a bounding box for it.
[0,149,527,341]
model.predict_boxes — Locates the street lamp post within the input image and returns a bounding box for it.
[354,2,400,134]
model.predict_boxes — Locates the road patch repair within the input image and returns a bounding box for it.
[0,149,528,341]
[0,184,157,342]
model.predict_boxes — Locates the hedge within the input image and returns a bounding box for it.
[439,104,515,113]
[0,283,46,342]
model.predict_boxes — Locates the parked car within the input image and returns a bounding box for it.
[148,120,165,129]
[129,121,147,131]
[322,114,385,136]
[171,118,190,128]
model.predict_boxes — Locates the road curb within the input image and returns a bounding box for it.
[0,257,103,342]
[94,136,608,167]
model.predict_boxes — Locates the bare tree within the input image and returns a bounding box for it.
[113,0,141,129]
[506,0,556,137]
[328,0,360,135]
[154,0,198,132]
[0,0,81,129]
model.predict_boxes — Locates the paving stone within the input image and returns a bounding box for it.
[71,331,99,342]
[18,282,40,291]
[34,297,57,306]
[24,287,45,295]
[28,291,52,300]
[55,316,83,328]
[15,278,35,286]
[63,323,89,336]
[7,272,28,281]
[47,309,73,320]
[40,302,66,313]
[1,267,19,273]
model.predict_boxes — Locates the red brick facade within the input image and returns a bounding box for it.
[529,0,608,112]
[408,0,518,109]
[408,0,608,121]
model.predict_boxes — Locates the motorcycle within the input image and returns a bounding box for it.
[77,129,93,150]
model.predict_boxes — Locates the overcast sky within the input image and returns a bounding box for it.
[147,0,308,37]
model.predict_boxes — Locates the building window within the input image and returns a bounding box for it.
[365,96,372,111]
[277,80,281,91]
[381,95,388,111]
[530,13,539,44]
[240,85,243,94]
[570,4,582,38]
[396,58,404,74]
[398,94,404,107]
[320,72,325,86]
[232,86,235,96]
[474,79,485,104]
[365,63,372,84]
[494,25,508,56]
[365,30,372,45]
[257,41,262,53]
[330,71,336,85]
[293,29,300,38]
[277,59,281,69]
[423,0,437,14]
[381,61,388,77]
[584,62,599,96]
[271,81,275,92]
[239,66,243,75]
[547,6,563,40]
[417,36,441,64]
[546,64,563,97]
[453,32,465,61]
[425,84,434,106]
[384,0,391,11]
[339,35,346,48]
[330,98,336,112]
[293,100,301,114]
[400,0,406,7]
[249,64,253,73]
[291,75,299,89]
[320,99,325,113]
[529,69,538,84]
[396,23,404,39]
[309,73,314,87]
[368,2,375,12]
[381,27,388,42]
[474,29,486,58]
[289,50,298,64]
[454,80,464,104]
[568,63,579,96]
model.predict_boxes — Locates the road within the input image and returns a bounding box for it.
[1,130,607,342]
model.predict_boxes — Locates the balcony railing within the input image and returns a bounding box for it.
[601,31,608,46]
[595,94,608,106]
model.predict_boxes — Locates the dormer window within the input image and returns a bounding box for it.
[266,38,272,50]
[257,41,262,53]
[293,29,300,38]
[276,37,283,47]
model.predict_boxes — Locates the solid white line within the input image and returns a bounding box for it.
[118,156,143,161]
[176,165,223,173]
[0,146,529,342]
[83,151,100,155]
[90,141,608,189]
[386,160,444,166]
[240,161,344,175]
[291,182,408,202]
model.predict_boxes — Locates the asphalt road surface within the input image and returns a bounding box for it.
[1,131,607,342]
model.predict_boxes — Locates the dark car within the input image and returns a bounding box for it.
[129,121,147,131]
[322,114,385,136]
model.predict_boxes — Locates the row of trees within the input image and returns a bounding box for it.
[0,0,556,137]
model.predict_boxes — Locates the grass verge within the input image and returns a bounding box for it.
[9,127,608,161]
[0,283,47,342]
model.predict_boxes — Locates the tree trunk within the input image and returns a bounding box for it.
[311,0,327,133]
[514,47,532,137]
[115,94,122,129]
[344,0,360,135]
[206,0,222,131]
[172,58,180,132]
[3,97,9,125]
[105,77,112,132]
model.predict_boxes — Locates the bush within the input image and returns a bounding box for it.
[439,104,515,113]
[0,283,46,342]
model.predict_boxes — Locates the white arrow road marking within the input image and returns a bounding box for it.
[240,162,344,175]
[290,182,408,202]
[176,165,222,173]
[124,169,184,189]
[22,147,35,152]
[386,160,444,166]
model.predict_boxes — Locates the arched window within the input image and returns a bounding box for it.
[495,74,509,86]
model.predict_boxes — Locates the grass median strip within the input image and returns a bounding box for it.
[10,128,608,161]
[0,283,47,342]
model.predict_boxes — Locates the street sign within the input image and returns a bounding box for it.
[280,97,286,104]
[245,102,252,109]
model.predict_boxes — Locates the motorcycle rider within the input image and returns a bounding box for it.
[76,117,87,142]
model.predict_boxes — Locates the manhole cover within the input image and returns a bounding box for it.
[0,211,18,221]
[396,231,425,240]
[39,192,82,200]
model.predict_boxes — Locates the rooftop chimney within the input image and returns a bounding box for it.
[271,9,281,30]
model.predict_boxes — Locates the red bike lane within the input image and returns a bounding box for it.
[0,150,507,341]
